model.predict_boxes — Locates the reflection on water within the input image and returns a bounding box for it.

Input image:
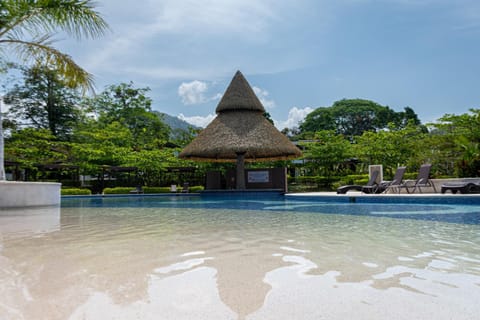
[0,204,480,319]
[0,206,60,236]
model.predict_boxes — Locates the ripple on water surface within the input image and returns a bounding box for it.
[0,199,480,319]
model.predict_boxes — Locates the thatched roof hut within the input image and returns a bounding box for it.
[179,71,302,162]
[179,70,302,189]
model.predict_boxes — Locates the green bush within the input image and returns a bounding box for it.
[143,187,173,193]
[403,173,417,180]
[103,187,136,194]
[331,181,344,190]
[189,185,204,193]
[288,184,322,193]
[100,186,206,194]
[141,185,205,193]
[61,188,91,195]
[291,174,375,191]
[344,174,369,185]
[294,175,343,185]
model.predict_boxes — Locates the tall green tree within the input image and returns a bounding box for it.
[431,109,480,177]
[300,130,353,177]
[0,0,108,180]
[354,124,427,177]
[84,82,171,150]
[70,121,134,173]
[299,99,421,139]
[4,65,82,139]
[4,127,68,170]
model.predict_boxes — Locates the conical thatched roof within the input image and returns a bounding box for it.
[215,71,265,113]
[179,71,302,162]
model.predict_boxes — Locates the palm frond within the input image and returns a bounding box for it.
[31,0,110,39]
[3,36,95,93]
[0,0,109,93]
[1,0,109,40]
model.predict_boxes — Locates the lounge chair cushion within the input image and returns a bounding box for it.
[337,170,380,194]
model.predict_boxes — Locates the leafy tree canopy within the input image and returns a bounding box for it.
[0,0,108,180]
[69,121,133,173]
[4,65,82,140]
[430,108,480,177]
[83,82,171,150]
[299,99,421,137]
[300,130,353,176]
[433,109,480,142]
[354,123,428,176]
[5,128,68,168]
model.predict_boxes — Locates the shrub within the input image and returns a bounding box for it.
[331,181,344,190]
[189,185,204,193]
[101,186,205,194]
[103,187,136,194]
[287,184,321,193]
[142,186,205,193]
[143,187,173,193]
[61,188,91,195]
[403,172,417,180]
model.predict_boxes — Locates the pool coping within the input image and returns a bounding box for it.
[61,190,480,205]
[285,191,480,205]
[61,193,203,199]
[287,191,480,197]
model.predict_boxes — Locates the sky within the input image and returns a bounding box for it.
[55,0,480,129]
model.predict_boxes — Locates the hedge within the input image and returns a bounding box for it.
[189,186,204,193]
[143,187,172,193]
[61,188,92,195]
[143,186,204,193]
[102,186,205,194]
[103,187,137,194]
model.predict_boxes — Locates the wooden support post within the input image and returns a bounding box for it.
[236,152,246,190]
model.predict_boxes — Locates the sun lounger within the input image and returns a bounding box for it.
[337,170,379,194]
[397,164,437,193]
[441,182,480,194]
[380,166,407,194]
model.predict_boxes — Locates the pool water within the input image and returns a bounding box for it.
[1,195,480,319]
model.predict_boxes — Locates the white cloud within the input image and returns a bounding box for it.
[178,80,208,105]
[178,113,216,128]
[177,80,222,105]
[253,86,275,109]
[274,107,314,130]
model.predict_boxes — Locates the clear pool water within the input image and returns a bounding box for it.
[1,194,480,319]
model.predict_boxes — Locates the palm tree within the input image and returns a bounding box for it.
[0,0,109,180]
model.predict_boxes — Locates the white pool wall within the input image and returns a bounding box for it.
[0,181,61,208]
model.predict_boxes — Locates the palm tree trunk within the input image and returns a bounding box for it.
[0,97,5,180]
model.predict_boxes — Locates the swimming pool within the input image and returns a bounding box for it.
[1,194,480,319]
[62,193,480,224]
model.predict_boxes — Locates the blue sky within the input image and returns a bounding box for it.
[57,0,480,129]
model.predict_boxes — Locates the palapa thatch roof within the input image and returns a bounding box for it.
[215,71,265,113]
[179,71,302,162]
